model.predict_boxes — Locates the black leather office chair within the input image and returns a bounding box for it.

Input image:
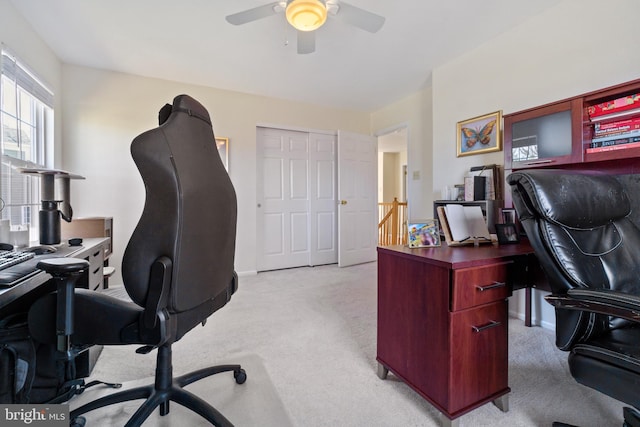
[27,94,245,426]
[508,169,640,427]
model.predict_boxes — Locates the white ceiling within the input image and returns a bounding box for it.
[11,0,562,111]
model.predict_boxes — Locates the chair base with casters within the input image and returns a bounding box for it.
[35,257,247,426]
[553,409,640,427]
[70,344,246,427]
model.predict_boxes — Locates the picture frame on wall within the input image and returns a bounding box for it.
[456,111,502,157]
[215,137,229,171]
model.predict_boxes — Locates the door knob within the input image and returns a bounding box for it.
[340,200,347,205]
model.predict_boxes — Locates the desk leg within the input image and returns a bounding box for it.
[376,362,388,380]
[525,287,532,327]
[492,394,509,412]
[439,413,460,427]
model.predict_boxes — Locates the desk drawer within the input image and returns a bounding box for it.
[451,262,510,311]
[86,247,104,291]
[449,300,508,412]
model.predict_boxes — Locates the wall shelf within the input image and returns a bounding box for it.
[503,78,640,205]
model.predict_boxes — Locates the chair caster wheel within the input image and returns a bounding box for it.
[71,416,86,427]
[234,368,247,384]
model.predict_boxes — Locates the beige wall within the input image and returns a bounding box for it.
[381,152,401,203]
[371,87,432,222]
[433,0,640,201]
[431,0,640,327]
[61,65,371,280]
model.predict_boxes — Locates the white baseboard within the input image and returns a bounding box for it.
[237,270,258,277]
[509,309,555,331]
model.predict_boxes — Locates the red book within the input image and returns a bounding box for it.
[586,139,640,153]
[588,93,640,119]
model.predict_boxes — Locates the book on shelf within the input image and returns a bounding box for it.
[591,129,640,143]
[586,139,640,153]
[594,126,640,140]
[466,164,501,201]
[436,205,492,246]
[588,92,640,120]
[464,176,486,201]
[589,135,640,148]
[594,117,640,133]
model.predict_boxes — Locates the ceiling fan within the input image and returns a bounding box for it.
[225,0,385,54]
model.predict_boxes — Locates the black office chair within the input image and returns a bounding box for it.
[27,94,245,426]
[508,169,640,427]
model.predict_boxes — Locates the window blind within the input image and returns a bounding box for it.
[1,51,54,108]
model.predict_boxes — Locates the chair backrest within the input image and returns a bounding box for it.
[507,169,640,349]
[122,95,237,317]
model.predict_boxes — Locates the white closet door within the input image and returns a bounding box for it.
[257,127,375,271]
[309,132,337,266]
[257,128,311,271]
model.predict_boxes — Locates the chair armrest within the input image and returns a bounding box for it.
[36,258,90,355]
[545,288,640,323]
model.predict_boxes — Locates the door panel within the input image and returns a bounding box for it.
[263,213,284,256]
[257,128,310,271]
[291,212,310,253]
[309,133,338,266]
[338,130,377,267]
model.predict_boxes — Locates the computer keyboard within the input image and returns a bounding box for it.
[0,250,35,271]
[0,250,39,287]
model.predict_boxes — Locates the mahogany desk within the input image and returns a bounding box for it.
[376,242,543,427]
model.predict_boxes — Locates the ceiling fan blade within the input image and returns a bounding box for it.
[333,2,385,33]
[297,31,316,54]
[225,2,281,25]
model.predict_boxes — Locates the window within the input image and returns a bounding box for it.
[0,49,54,243]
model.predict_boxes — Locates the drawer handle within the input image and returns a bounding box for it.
[522,159,554,166]
[472,320,501,333]
[475,281,506,292]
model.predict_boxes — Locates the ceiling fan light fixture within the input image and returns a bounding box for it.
[286,0,327,32]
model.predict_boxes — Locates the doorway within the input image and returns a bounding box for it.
[377,126,409,245]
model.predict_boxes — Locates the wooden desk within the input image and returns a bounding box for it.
[376,242,538,426]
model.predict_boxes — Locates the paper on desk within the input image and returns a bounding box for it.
[444,205,491,242]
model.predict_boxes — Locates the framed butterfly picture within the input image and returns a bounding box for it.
[456,111,502,157]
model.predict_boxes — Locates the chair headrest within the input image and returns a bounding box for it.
[158,94,212,126]
[508,169,630,228]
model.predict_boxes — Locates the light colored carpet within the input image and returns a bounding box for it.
[75,262,624,426]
